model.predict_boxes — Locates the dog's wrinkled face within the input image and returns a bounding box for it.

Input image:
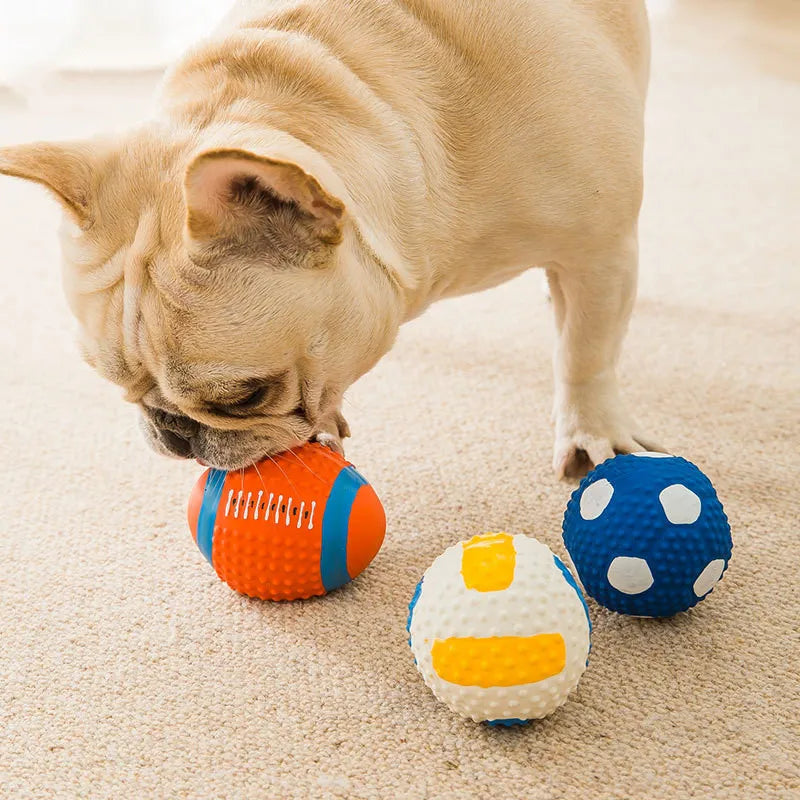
[0,130,396,469]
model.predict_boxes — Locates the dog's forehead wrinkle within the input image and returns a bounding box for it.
[131,207,162,261]
[64,200,189,398]
[90,330,154,402]
[62,201,160,294]
[62,237,125,296]
[121,208,162,369]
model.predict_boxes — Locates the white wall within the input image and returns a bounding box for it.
[0,0,233,81]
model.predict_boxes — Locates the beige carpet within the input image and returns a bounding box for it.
[1,3,798,798]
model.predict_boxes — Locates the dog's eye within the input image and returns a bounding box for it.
[232,386,269,409]
[207,373,290,417]
[208,386,269,417]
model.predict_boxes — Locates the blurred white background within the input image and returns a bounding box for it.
[0,0,689,85]
[0,0,234,83]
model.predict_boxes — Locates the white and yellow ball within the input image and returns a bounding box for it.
[407,533,592,725]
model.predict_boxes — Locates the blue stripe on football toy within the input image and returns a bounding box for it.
[196,468,227,564]
[562,453,732,618]
[320,466,368,591]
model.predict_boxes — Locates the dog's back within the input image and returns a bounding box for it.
[166,0,650,301]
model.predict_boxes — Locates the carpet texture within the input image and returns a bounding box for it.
[1,3,798,798]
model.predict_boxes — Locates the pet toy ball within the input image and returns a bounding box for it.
[407,533,591,725]
[562,453,732,618]
[187,443,386,601]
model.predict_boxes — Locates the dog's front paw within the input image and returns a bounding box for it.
[313,410,351,457]
[314,431,345,456]
[553,429,662,481]
[553,383,663,480]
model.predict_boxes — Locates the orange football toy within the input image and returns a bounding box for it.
[187,443,386,601]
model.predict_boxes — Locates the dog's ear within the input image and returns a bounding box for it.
[0,140,99,224]
[184,149,346,250]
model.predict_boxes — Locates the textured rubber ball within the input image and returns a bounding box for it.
[562,453,732,618]
[188,444,386,601]
[408,533,591,724]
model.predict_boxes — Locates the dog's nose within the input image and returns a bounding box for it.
[159,428,194,459]
[144,407,200,459]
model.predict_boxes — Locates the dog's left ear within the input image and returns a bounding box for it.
[0,140,99,225]
[184,149,345,248]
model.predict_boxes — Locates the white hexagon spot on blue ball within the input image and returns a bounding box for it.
[659,484,702,524]
[693,559,726,597]
[579,479,614,520]
[606,556,654,595]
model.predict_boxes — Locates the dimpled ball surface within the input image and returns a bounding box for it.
[407,533,591,725]
[187,444,386,601]
[562,453,732,618]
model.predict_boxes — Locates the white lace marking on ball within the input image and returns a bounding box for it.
[693,559,726,597]
[235,490,244,518]
[308,500,317,529]
[254,490,263,520]
[632,452,672,458]
[607,556,654,594]
[659,484,702,524]
[580,479,614,520]
[224,489,234,517]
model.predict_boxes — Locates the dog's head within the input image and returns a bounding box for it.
[0,128,401,468]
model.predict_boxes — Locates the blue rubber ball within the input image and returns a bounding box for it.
[562,453,732,617]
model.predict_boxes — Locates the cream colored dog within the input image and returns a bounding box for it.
[0,0,657,477]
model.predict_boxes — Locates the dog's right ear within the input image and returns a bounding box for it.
[184,148,346,249]
[0,140,99,225]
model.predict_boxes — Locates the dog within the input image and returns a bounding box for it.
[0,0,657,478]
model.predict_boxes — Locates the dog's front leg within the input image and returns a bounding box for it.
[547,235,661,479]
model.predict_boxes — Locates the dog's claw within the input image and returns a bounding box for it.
[313,410,350,457]
[314,431,345,456]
